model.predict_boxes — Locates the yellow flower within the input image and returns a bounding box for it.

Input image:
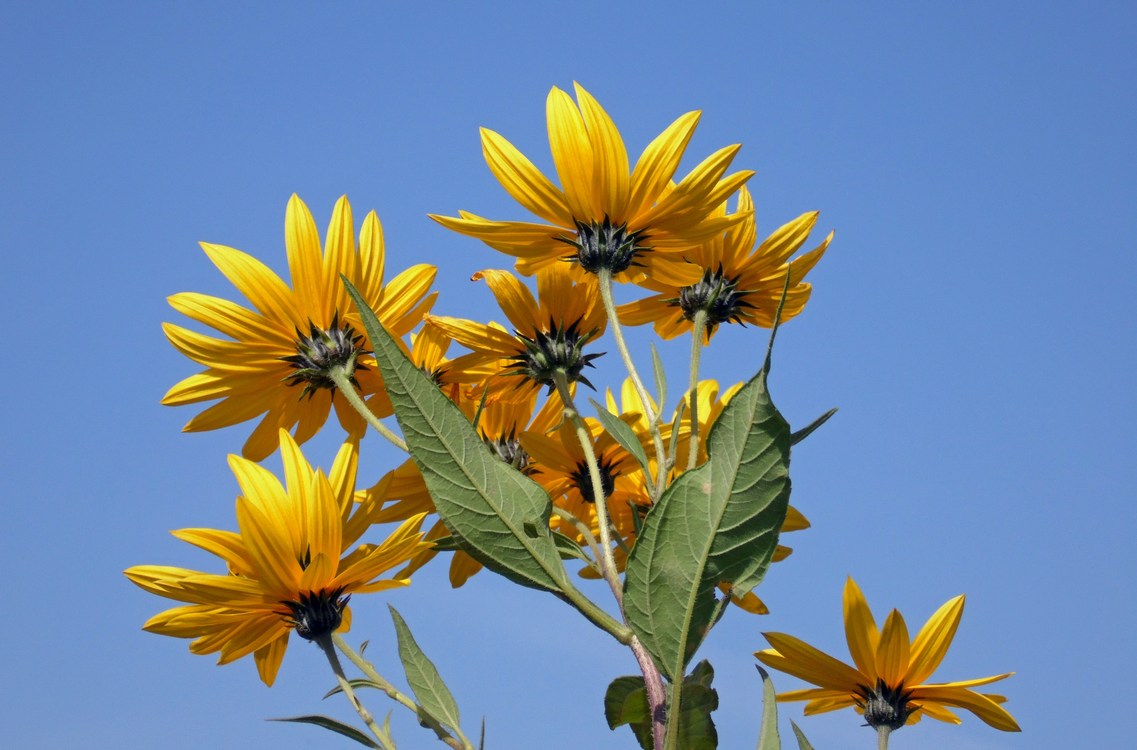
[426,264,606,403]
[431,83,753,278]
[162,194,437,460]
[755,578,1019,732]
[618,185,831,340]
[124,430,430,686]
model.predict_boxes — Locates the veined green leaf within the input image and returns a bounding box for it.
[347,281,570,594]
[269,715,381,748]
[756,666,780,750]
[623,364,791,681]
[605,661,720,750]
[650,342,668,413]
[390,606,463,735]
[589,398,652,479]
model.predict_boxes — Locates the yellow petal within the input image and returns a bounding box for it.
[481,127,572,226]
[843,577,881,679]
[473,269,539,335]
[546,86,594,219]
[907,687,1021,732]
[200,242,300,327]
[628,110,700,218]
[168,292,290,346]
[357,210,387,302]
[322,195,357,317]
[907,594,965,684]
[284,194,327,321]
[574,83,629,219]
[254,634,289,686]
[875,609,912,689]
[757,634,866,692]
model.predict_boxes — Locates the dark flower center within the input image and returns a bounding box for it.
[483,431,534,474]
[558,217,649,274]
[569,455,619,504]
[673,266,750,332]
[280,312,368,399]
[507,318,604,392]
[282,588,350,641]
[860,679,914,731]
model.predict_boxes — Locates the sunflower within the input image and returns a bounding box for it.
[618,185,832,341]
[430,83,753,278]
[125,430,430,686]
[162,194,437,460]
[426,264,606,403]
[755,577,1019,733]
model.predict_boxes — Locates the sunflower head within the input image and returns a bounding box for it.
[282,589,350,641]
[507,318,604,392]
[559,216,650,274]
[280,313,369,398]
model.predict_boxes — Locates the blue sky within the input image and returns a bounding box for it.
[3,2,1134,748]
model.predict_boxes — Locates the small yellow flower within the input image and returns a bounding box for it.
[125,431,430,686]
[162,194,437,460]
[427,264,606,403]
[755,577,1019,732]
[618,185,831,341]
[431,83,753,278]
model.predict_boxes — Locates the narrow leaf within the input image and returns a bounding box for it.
[755,666,780,750]
[347,280,569,593]
[589,398,651,479]
[650,342,668,412]
[389,605,463,734]
[323,678,382,699]
[790,721,816,750]
[269,715,381,748]
[789,408,837,446]
[624,363,791,680]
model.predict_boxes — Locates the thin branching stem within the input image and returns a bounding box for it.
[315,633,396,750]
[877,726,892,750]
[596,268,669,501]
[333,633,472,750]
[684,310,708,472]
[329,366,408,452]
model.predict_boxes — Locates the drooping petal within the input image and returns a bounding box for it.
[907,687,1021,732]
[757,634,866,692]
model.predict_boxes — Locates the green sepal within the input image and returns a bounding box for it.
[589,398,652,480]
[623,361,791,681]
[789,408,837,446]
[389,605,463,735]
[346,280,570,594]
[268,715,381,748]
[604,660,719,750]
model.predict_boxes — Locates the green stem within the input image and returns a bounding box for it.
[333,633,471,750]
[315,634,396,750]
[596,268,669,501]
[684,310,708,472]
[663,674,685,750]
[329,366,408,452]
[877,726,891,750]
[552,370,623,604]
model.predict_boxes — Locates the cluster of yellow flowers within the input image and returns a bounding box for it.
[126,83,1016,737]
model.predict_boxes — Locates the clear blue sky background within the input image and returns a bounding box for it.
[3,3,1134,748]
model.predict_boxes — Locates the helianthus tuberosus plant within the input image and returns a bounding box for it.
[128,83,1018,750]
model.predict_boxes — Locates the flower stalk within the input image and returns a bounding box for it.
[315,633,396,750]
[329,365,408,452]
[684,309,708,472]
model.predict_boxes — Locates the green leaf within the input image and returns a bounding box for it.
[604,662,719,750]
[650,342,668,413]
[589,398,651,479]
[755,666,780,750]
[323,678,383,700]
[347,281,570,594]
[269,715,381,748]
[389,605,463,735]
[789,408,837,446]
[623,364,791,681]
[551,530,592,563]
[790,721,816,750]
